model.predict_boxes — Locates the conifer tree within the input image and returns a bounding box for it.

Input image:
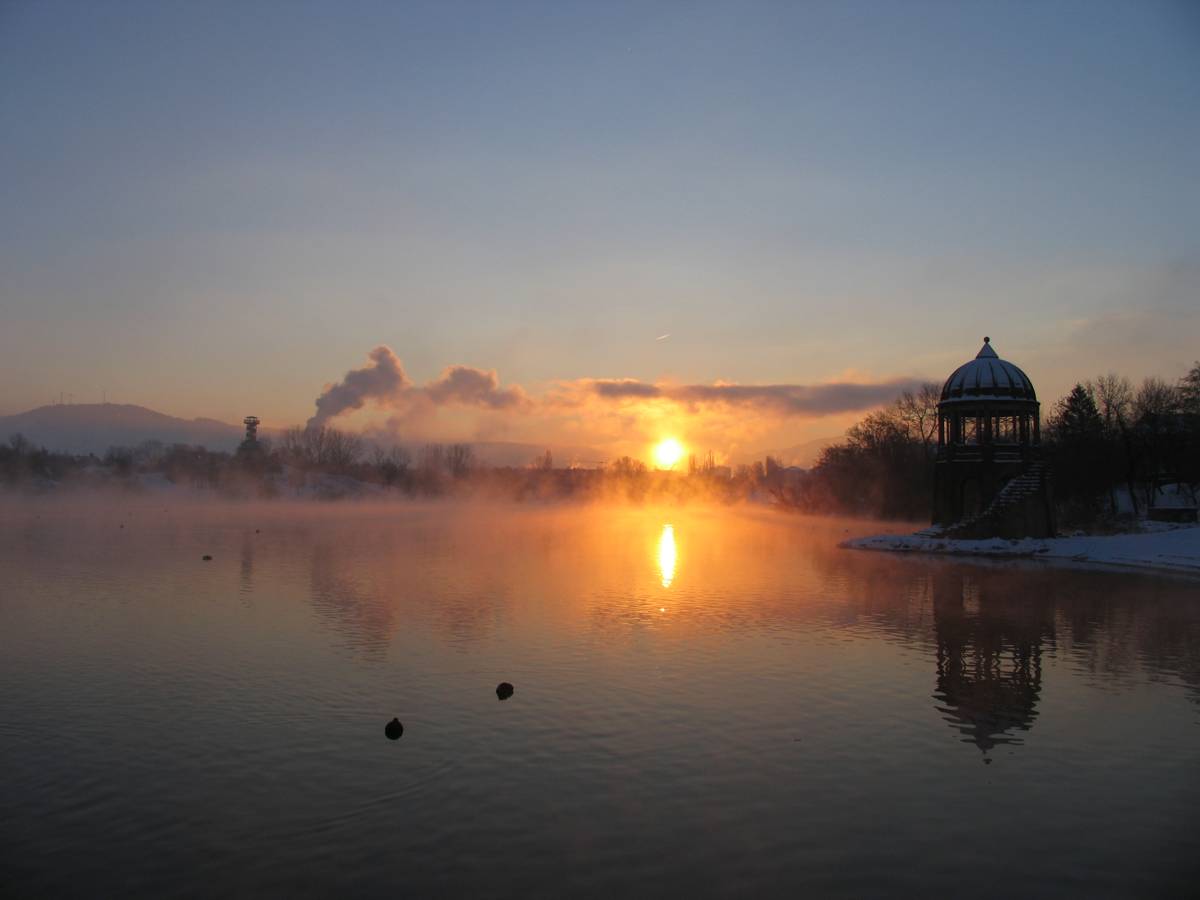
[1179,361,1200,416]
[1047,384,1107,521]
[1051,384,1104,441]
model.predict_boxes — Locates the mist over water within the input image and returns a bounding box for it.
[2,502,1198,897]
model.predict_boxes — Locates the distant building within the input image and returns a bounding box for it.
[931,338,1054,538]
[237,416,265,464]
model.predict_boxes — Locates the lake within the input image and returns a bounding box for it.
[2,502,1198,898]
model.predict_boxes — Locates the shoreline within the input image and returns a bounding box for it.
[841,524,1200,578]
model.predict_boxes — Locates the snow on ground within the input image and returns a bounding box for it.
[843,523,1200,576]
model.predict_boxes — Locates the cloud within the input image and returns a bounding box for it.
[309,346,411,428]
[591,379,661,399]
[581,377,923,416]
[308,346,528,429]
[309,345,929,462]
[425,365,529,410]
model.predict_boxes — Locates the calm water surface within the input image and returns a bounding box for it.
[2,502,1198,898]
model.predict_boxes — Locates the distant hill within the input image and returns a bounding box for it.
[0,403,607,466]
[0,404,244,455]
[767,436,839,469]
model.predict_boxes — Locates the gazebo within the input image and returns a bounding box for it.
[932,337,1054,537]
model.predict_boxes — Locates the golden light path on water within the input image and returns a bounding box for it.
[3,503,1200,898]
[658,523,676,589]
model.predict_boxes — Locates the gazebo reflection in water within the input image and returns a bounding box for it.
[931,569,1055,762]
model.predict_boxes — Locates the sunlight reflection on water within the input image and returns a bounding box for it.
[1,502,1198,898]
[658,522,676,588]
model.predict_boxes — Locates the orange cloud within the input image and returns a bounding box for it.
[576,376,923,415]
[310,345,927,463]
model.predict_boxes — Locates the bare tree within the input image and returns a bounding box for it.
[322,429,364,469]
[280,425,363,469]
[419,443,445,475]
[372,445,412,486]
[1134,377,1180,419]
[609,456,646,478]
[1132,377,1187,509]
[134,439,165,467]
[279,427,306,463]
[1088,372,1137,515]
[894,382,941,455]
[280,426,326,465]
[446,443,475,479]
[1089,373,1133,432]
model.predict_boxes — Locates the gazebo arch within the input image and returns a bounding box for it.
[931,338,1054,537]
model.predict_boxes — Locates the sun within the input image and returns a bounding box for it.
[652,437,685,470]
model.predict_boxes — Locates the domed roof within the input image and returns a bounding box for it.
[940,338,1036,403]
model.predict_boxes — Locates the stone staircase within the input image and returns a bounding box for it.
[918,462,1049,540]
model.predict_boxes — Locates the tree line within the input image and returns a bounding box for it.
[0,426,747,502]
[774,362,1200,525]
[3,361,1197,522]
[1046,369,1200,524]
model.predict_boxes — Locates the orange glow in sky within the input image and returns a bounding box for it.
[1,4,1195,449]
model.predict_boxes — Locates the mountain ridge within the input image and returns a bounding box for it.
[0,403,606,465]
[0,404,244,454]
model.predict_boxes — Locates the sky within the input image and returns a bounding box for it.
[2,0,1198,462]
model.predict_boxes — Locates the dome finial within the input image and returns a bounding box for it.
[983,336,990,343]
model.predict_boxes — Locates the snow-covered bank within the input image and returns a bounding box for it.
[843,524,1200,576]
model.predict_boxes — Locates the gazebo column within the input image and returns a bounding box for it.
[932,341,1050,537]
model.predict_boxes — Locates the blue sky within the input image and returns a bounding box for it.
[1,0,1197,449]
